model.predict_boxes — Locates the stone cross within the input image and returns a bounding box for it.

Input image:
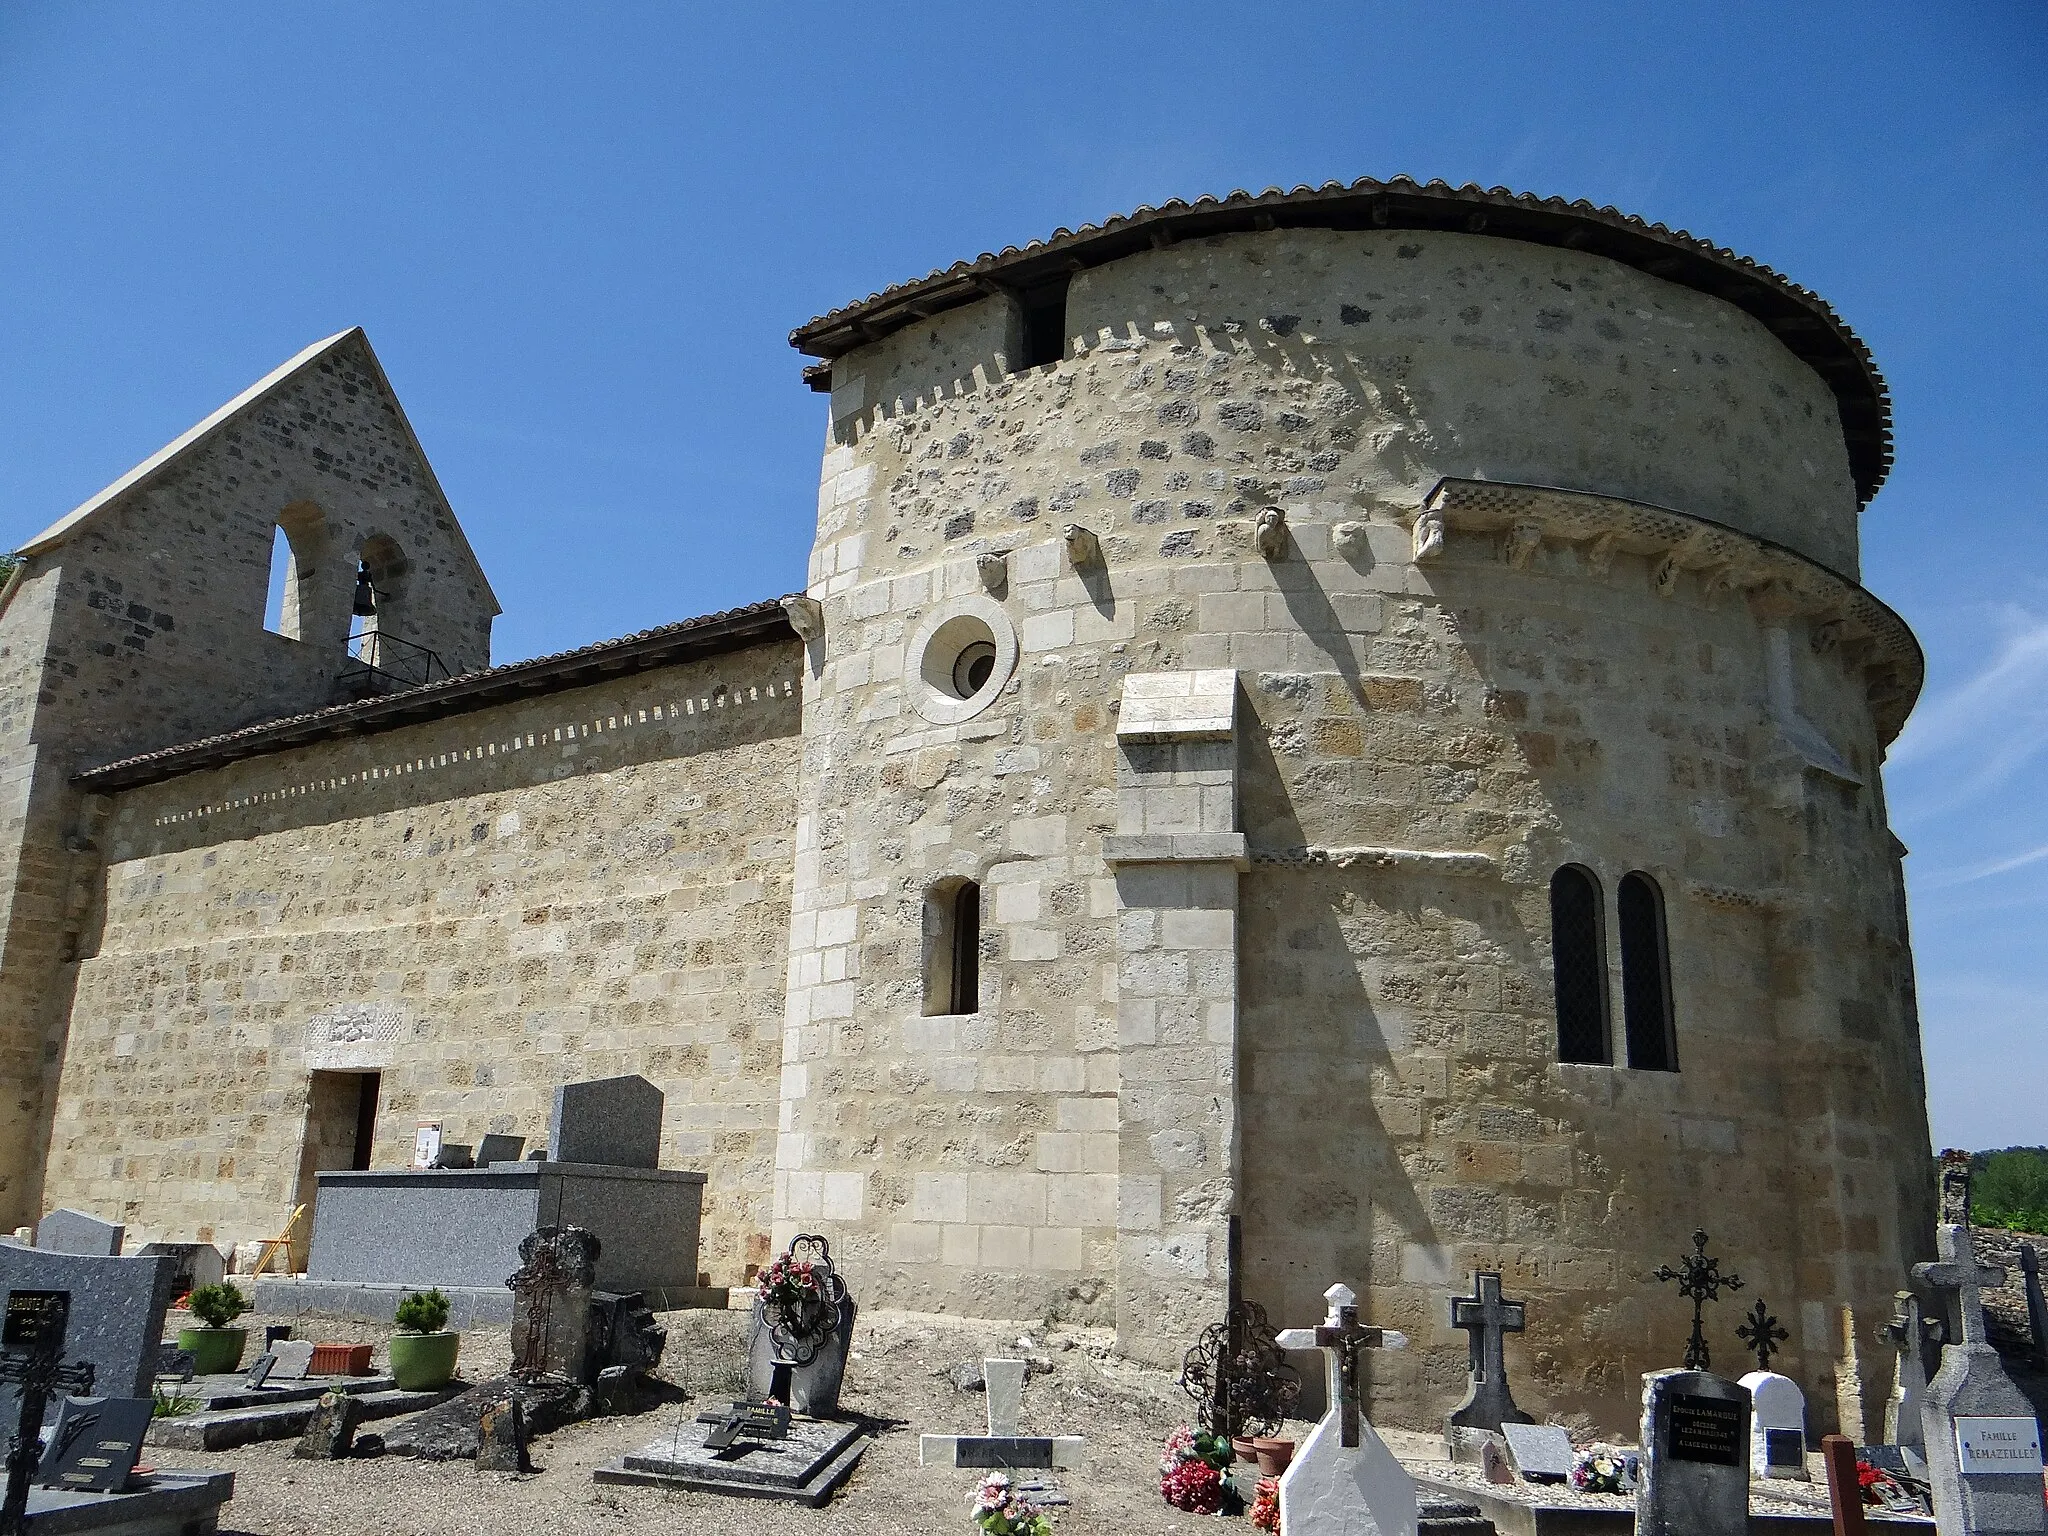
[1446,1271,1532,1433]
[1913,1222,2003,1352]
[2019,1244,2048,1372]
[1878,1290,1940,1449]
[1278,1284,1399,1449]
[1,1292,96,1536]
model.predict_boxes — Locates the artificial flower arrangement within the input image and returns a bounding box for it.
[757,1252,825,1310]
[1250,1474,1281,1532]
[1159,1424,1241,1515]
[971,1472,1055,1536]
[1568,1445,1637,1495]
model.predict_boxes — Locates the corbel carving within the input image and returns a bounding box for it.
[1811,617,1845,655]
[781,595,824,643]
[1652,550,1683,598]
[1503,522,1543,570]
[1333,521,1371,561]
[1255,507,1289,560]
[976,551,1009,593]
[1411,504,1445,563]
[1063,523,1102,568]
[1585,532,1620,577]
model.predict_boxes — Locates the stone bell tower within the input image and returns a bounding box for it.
[0,328,497,1228]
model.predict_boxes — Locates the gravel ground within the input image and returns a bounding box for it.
[180,1303,1325,1536]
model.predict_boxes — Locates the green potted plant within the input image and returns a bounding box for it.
[176,1283,249,1374]
[387,1289,459,1389]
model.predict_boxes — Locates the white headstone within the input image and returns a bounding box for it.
[1275,1283,1418,1536]
[983,1357,1026,1438]
[1738,1370,1807,1479]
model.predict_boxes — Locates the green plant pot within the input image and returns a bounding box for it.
[176,1326,246,1375]
[387,1330,460,1390]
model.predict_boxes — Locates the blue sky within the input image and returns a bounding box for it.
[2,3,2042,1149]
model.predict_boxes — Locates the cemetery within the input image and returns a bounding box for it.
[0,160,2037,1533]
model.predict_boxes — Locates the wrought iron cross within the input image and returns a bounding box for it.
[1736,1297,1789,1373]
[1912,1222,2004,1351]
[1276,1283,1406,1449]
[1,1292,96,1536]
[1653,1228,1744,1371]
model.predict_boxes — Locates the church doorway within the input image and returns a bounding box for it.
[291,1072,380,1269]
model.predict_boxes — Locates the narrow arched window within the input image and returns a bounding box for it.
[1550,865,1609,1064]
[923,879,981,1016]
[1619,872,1677,1071]
[262,502,326,641]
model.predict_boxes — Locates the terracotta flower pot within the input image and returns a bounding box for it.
[1231,1434,1259,1463]
[1252,1437,1295,1476]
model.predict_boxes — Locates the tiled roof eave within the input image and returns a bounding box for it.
[73,597,800,793]
[787,177,1893,505]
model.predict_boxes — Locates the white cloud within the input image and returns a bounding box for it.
[1888,607,2048,819]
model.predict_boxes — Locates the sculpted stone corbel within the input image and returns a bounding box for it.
[1585,532,1620,577]
[1062,523,1101,568]
[1811,617,1845,654]
[1255,507,1289,560]
[781,595,824,643]
[1699,564,1745,610]
[1411,504,1445,563]
[1503,522,1542,570]
[1652,550,1683,598]
[1333,521,1371,561]
[976,551,1008,593]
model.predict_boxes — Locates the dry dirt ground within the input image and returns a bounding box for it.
[184,1302,1342,1536]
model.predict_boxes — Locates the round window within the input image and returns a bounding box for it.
[951,641,997,699]
[906,596,1018,726]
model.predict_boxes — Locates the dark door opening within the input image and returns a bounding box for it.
[351,1072,380,1170]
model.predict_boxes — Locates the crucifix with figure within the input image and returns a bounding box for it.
[2,1291,97,1536]
[1274,1283,1418,1536]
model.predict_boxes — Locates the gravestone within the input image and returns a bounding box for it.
[0,1245,177,1403]
[547,1075,663,1169]
[509,1226,600,1382]
[746,1234,855,1416]
[1274,1282,1418,1536]
[1651,1228,1744,1372]
[2021,1244,2048,1371]
[31,1212,122,1258]
[1914,1222,2048,1535]
[475,1394,531,1472]
[243,1353,276,1389]
[1739,1370,1808,1479]
[269,1339,316,1380]
[477,1134,525,1167]
[1500,1422,1574,1484]
[918,1353,1084,1470]
[34,1395,152,1493]
[135,1242,224,1295]
[983,1359,1026,1438]
[1445,1270,1533,1456]
[294,1389,363,1459]
[1635,1368,1750,1536]
[1881,1289,1941,1450]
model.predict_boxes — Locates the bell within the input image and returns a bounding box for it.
[351,563,377,617]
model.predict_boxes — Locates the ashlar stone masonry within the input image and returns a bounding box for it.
[1,178,1935,1439]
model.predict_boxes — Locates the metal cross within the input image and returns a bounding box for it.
[1276,1283,1406,1449]
[1451,1271,1527,1396]
[1653,1228,1744,1371]
[1,1292,97,1536]
[1736,1297,1789,1373]
[1912,1222,2004,1350]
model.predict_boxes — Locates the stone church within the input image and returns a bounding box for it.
[0,177,1933,1435]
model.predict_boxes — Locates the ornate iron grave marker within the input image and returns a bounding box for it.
[1653,1228,1744,1371]
[1,1291,96,1536]
[1179,1298,1300,1438]
[1736,1297,1788,1373]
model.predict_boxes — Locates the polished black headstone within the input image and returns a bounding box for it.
[35,1396,152,1493]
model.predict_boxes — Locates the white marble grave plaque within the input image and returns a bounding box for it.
[1955,1417,2044,1475]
